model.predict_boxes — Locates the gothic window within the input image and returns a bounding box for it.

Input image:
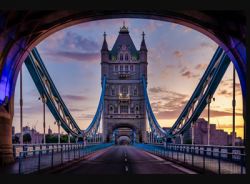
[135,105,139,113]
[130,65,134,71]
[120,54,123,61]
[125,53,129,60]
[125,65,128,73]
[114,105,118,113]
[130,106,134,114]
[111,88,115,96]
[120,105,128,113]
[134,88,138,96]
[122,86,128,94]
[115,65,118,71]
[109,105,114,113]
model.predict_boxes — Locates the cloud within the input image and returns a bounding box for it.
[195,64,208,70]
[201,109,243,117]
[179,66,200,79]
[173,50,183,58]
[217,80,242,96]
[149,87,166,93]
[44,51,100,62]
[182,27,192,33]
[63,31,99,52]
[68,108,84,112]
[200,42,217,50]
[62,95,88,101]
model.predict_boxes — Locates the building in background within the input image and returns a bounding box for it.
[180,118,243,146]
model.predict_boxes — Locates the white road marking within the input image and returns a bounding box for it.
[169,163,197,174]
[141,150,197,174]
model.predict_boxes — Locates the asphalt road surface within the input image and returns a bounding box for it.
[56,145,196,174]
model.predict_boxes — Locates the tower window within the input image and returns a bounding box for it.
[130,106,134,114]
[120,54,123,61]
[120,105,128,113]
[111,88,115,96]
[122,86,128,94]
[135,106,139,113]
[134,88,138,96]
[125,65,128,72]
[125,53,128,60]
[109,105,114,113]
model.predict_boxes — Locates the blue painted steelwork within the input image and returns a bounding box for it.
[24,48,106,138]
[83,76,106,137]
[167,47,231,137]
[142,76,166,138]
[24,49,81,137]
[141,47,231,140]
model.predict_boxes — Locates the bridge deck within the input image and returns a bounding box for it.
[47,145,196,174]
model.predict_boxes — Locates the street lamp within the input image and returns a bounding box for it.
[38,95,47,144]
[20,66,23,144]
[54,121,61,144]
[232,66,236,146]
[207,95,215,145]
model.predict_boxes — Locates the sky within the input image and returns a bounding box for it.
[13,18,244,138]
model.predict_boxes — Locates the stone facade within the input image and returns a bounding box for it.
[101,24,148,143]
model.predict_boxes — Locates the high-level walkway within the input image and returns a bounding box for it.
[50,145,196,174]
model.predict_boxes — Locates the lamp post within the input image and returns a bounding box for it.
[207,95,215,145]
[232,67,236,146]
[39,95,46,144]
[54,121,61,144]
[20,67,23,144]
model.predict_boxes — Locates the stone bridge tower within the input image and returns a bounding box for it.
[101,23,148,143]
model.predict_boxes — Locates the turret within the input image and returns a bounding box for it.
[139,31,148,79]
[101,32,109,79]
[101,32,109,63]
[139,31,148,62]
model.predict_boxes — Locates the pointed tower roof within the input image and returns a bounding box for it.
[110,22,138,58]
[140,31,147,51]
[101,32,109,51]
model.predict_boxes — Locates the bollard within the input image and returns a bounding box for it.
[203,148,206,172]
[19,152,22,174]
[61,146,63,164]
[38,151,41,171]
[218,148,221,174]
[192,146,194,166]
[51,148,54,168]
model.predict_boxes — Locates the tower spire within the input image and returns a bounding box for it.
[101,31,108,51]
[140,31,147,51]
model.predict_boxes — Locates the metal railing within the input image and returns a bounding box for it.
[135,143,246,174]
[17,143,112,174]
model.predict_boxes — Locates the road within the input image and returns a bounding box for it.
[56,145,196,174]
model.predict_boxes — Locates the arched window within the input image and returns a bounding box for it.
[134,88,138,96]
[109,105,114,113]
[111,88,115,96]
[120,65,123,71]
[130,65,134,71]
[125,65,128,72]
[125,53,128,60]
[120,54,123,61]
[135,106,139,113]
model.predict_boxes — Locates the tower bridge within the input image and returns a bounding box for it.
[0,11,246,174]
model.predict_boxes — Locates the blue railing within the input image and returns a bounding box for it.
[134,143,245,174]
[17,143,113,174]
